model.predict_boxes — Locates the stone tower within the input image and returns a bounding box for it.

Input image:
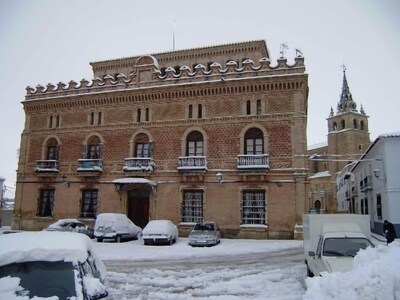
[327,68,370,174]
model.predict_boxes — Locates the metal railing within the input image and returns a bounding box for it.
[34,160,59,172]
[177,156,207,171]
[123,157,155,172]
[77,159,103,172]
[237,154,269,170]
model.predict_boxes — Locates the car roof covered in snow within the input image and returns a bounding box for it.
[0,231,94,267]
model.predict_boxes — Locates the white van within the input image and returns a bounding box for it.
[94,213,142,243]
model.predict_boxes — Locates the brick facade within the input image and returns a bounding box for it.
[14,40,309,239]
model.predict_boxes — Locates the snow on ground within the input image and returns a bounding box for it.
[94,237,302,261]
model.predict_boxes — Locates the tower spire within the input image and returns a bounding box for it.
[337,66,357,113]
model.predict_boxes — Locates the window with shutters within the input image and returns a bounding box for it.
[80,189,98,219]
[37,189,55,217]
[241,190,266,225]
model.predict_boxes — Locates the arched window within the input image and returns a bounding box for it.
[49,115,53,128]
[332,122,338,131]
[46,138,59,160]
[145,108,149,121]
[244,128,264,155]
[90,112,95,125]
[246,100,251,115]
[188,104,193,119]
[186,131,204,156]
[360,121,365,130]
[55,115,60,128]
[97,112,102,125]
[137,108,141,123]
[256,100,261,115]
[353,119,358,129]
[135,133,151,158]
[341,120,346,130]
[86,136,102,159]
[198,104,203,119]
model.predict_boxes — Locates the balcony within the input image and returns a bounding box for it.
[177,156,207,173]
[77,159,103,173]
[360,176,372,193]
[237,154,270,172]
[34,160,59,173]
[123,157,155,172]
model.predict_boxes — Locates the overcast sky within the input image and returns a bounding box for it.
[1,0,399,196]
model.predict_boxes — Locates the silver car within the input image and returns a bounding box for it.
[189,222,221,247]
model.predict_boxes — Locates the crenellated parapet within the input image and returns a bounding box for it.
[25,54,305,100]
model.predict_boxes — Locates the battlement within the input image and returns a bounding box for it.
[25,54,305,101]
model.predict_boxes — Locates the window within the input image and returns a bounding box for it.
[187,131,204,156]
[97,112,102,125]
[241,190,265,225]
[244,128,264,155]
[88,144,101,159]
[137,109,141,122]
[90,112,95,125]
[135,134,151,158]
[37,189,55,217]
[55,115,60,128]
[256,100,261,115]
[198,104,203,119]
[188,105,193,119]
[145,108,149,122]
[80,189,98,218]
[246,100,251,115]
[376,194,382,220]
[46,138,59,160]
[182,190,203,223]
[49,116,53,128]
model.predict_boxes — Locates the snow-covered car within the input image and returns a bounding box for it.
[0,231,108,299]
[44,218,94,238]
[142,220,178,245]
[94,213,142,243]
[189,221,221,247]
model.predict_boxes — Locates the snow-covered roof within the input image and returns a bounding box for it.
[112,178,157,187]
[0,231,94,267]
[308,141,328,151]
[308,170,331,179]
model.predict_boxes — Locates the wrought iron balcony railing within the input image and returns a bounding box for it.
[177,156,207,172]
[34,160,59,173]
[237,154,270,171]
[77,159,103,172]
[123,157,155,172]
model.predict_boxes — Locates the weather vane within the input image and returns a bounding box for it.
[341,63,347,73]
[280,42,289,57]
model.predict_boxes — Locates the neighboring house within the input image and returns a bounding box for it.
[307,69,371,213]
[336,133,400,236]
[13,40,309,239]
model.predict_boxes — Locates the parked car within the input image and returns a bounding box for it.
[44,218,94,238]
[188,221,221,247]
[142,220,178,245]
[0,231,108,299]
[94,213,142,243]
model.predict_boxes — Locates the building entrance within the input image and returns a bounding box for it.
[128,189,150,229]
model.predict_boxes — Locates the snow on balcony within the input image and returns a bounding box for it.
[123,157,155,172]
[177,156,207,172]
[34,160,59,173]
[77,159,103,172]
[237,154,270,171]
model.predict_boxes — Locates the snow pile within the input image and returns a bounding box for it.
[305,241,400,300]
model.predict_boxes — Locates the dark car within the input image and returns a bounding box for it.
[188,221,221,247]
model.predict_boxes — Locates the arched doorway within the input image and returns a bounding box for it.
[128,189,150,229]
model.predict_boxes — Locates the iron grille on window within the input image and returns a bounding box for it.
[37,189,55,217]
[182,190,203,223]
[242,191,266,225]
[81,189,98,219]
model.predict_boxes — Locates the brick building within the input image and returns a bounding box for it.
[13,40,309,239]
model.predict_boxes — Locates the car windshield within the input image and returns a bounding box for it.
[323,237,374,257]
[0,261,77,298]
[194,223,214,231]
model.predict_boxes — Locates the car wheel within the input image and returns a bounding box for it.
[97,238,103,243]
[144,240,148,246]
[169,237,173,245]
[116,235,121,243]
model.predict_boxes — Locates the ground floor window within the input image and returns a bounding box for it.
[37,189,55,217]
[376,194,382,220]
[181,190,203,223]
[81,189,98,218]
[241,190,266,225]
